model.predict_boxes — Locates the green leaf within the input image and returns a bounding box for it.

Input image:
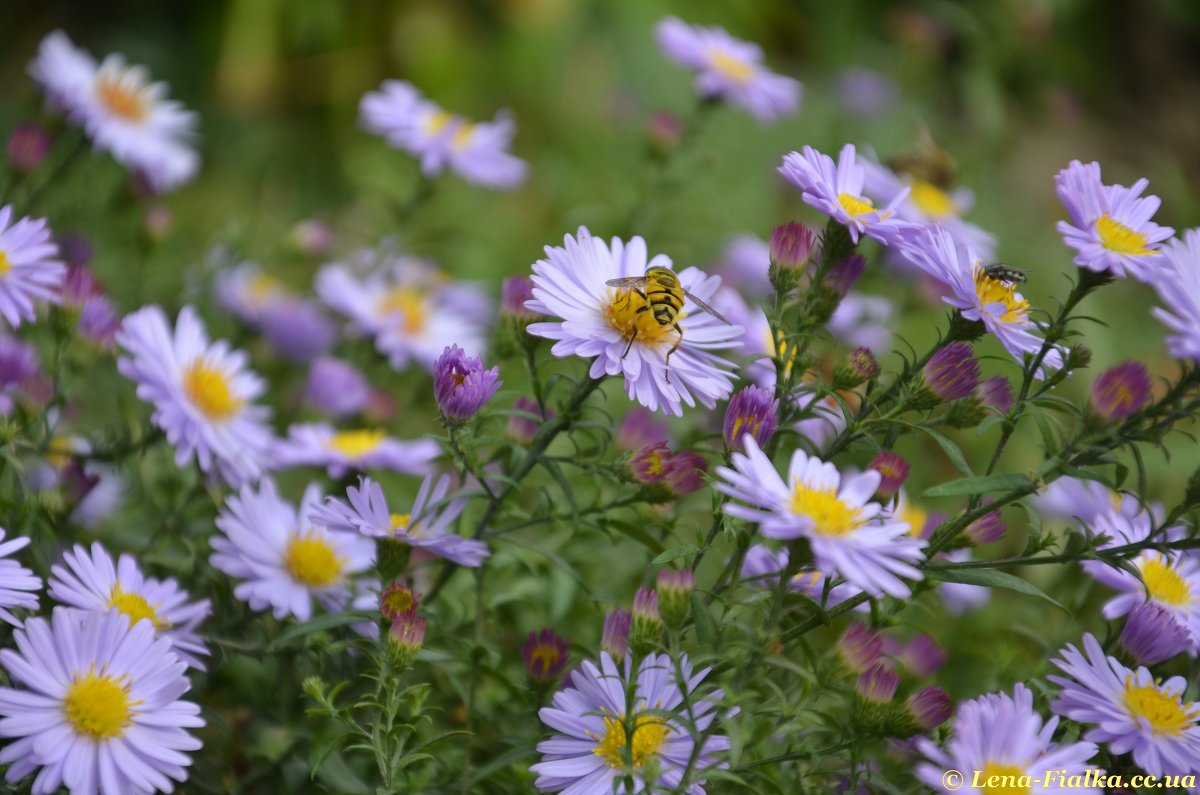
[603,520,665,555]
[268,612,373,651]
[914,424,974,476]
[923,566,1068,613]
[922,473,1032,498]
[691,592,716,648]
[651,545,701,565]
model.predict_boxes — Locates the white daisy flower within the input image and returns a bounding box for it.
[272,423,440,478]
[48,542,211,670]
[715,437,925,598]
[0,529,40,626]
[116,305,274,486]
[212,478,375,621]
[526,227,741,416]
[0,205,66,328]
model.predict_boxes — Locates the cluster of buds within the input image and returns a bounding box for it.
[628,442,707,500]
[837,623,952,737]
[380,581,425,670]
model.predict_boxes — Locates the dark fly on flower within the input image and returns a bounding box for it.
[982,263,1028,284]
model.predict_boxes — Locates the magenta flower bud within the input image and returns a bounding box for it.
[141,205,172,241]
[978,375,1014,413]
[261,300,335,363]
[292,218,334,257]
[79,297,120,348]
[769,221,817,271]
[656,569,695,628]
[616,407,670,451]
[434,345,502,424]
[900,633,946,678]
[837,622,883,674]
[723,385,779,453]
[601,608,631,661]
[1118,602,1190,665]
[664,450,707,497]
[305,357,370,419]
[647,111,684,152]
[387,612,426,669]
[379,581,420,622]
[521,628,570,683]
[856,663,900,703]
[825,254,867,295]
[905,686,952,730]
[630,442,672,485]
[56,232,93,269]
[508,396,549,444]
[1090,361,1151,421]
[501,275,538,319]
[6,122,50,173]
[965,500,1005,545]
[922,342,979,402]
[868,451,909,498]
[835,346,880,388]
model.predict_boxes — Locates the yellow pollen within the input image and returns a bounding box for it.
[1096,214,1152,256]
[730,415,761,443]
[390,513,413,532]
[285,532,344,588]
[529,645,560,671]
[973,267,1029,325]
[108,584,168,630]
[838,193,878,219]
[383,589,415,615]
[326,429,386,458]
[592,711,671,769]
[979,762,1030,795]
[95,72,150,122]
[789,482,862,536]
[900,502,929,538]
[378,287,428,334]
[708,49,754,83]
[424,110,452,136]
[182,357,243,421]
[909,180,957,219]
[247,273,281,303]
[603,288,678,348]
[63,670,137,740]
[1123,678,1196,736]
[451,123,476,151]
[0,249,11,276]
[1141,555,1191,607]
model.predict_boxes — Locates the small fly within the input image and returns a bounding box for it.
[982,263,1028,284]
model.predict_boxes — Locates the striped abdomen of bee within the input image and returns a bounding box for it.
[642,267,685,327]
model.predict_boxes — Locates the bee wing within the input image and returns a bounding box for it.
[605,276,648,290]
[682,290,732,325]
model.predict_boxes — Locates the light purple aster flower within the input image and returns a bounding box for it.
[916,682,1101,792]
[829,293,894,353]
[359,79,527,189]
[601,609,631,662]
[313,475,489,567]
[214,262,289,327]
[260,299,335,363]
[0,204,66,327]
[616,406,671,451]
[500,275,539,319]
[900,225,1065,376]
[116,305,273,486]
[711,234,771,298]
[1151,229,1200,361]
[0,529,39,626]
[531,651,730,794]
[0,607,204,795]
[655,17,801,122]
[49,542,211,670]
[722,385,778,452]
[778,144,915,246]
[304,357,370,419]
[526,227,741,416]
[1056,159,1173,282]
[717,437,926,598]
[1030,476,1142,530]
[1049,633,1200,777]
[212,479,375,621]
[978,374,1014,413]
[272,422,440,479]
[0,335,38,392]
[1090,361,1151,421]
[434,344,502,423]
[1119,602,1192,666]
[740,544,864,610]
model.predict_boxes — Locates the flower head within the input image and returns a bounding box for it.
[655,17,801,121]
[978,374,1014,412]
[630,442,673,485]
[501,275,538,319]
[663,450,707,497]
[1090,361,1152,421]
[273,423,440,479]
[922,342,980,402]
[379,581,420,622]
[527,227,741,416]
[260,300,335,363]
[0,529,39,626]
[215,262,289,327]
[1119,602,1192,666]
[1056,160,1172,282]
[900,634,947,678]
[434,344,502,423]
[868,451,909,499]
[857,663,899,703]
[723,385,778,453]
[601,609,632,662]
[116,305,273,486]
[768,221,817,272]
[906,685,953,731]
[834,346,880,388]
[1152,230,1200,361]
[0,608,204,794]
[305,357,371,419]
[965,501,1006,545]
[522,628,570,683]
[531,652,729,793]
[836,622,884,674]
[656,569,695,628]
[388,612,426,669]
[0,205,66,328]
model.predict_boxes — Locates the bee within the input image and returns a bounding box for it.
[982,263,1028,284]
[605,266,732,382]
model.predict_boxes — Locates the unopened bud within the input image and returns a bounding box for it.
[656,569,695,628]
[833,347,879,389]
[387,613,426,670]
[630,587,664,655]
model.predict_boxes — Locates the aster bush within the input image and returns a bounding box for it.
[2,4,1200,794]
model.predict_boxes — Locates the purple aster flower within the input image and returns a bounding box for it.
[833,68,899,119]
[978,374,1014,412]
[630,442,672,485]
[0,336,38,391]
[0,204,66,328]
[616,406,671,451]
[1056,159,1173,282]
[664,450,707,497]
[6,122,50,172]
[501,275,538,319]
[522,628,570,683]
[655,17,801,122]
[826,254,867,296]
[304,357,370,419]
[0,608,204,794]
[78,294,120,347]
[313,475,490,567]
[922,341,980,402]
[906,686,953,732]
[1090,360,1151,421]
[768,221,817,272]
[868,451,909,498]
[837,622,883,674]
[531,652,730,793]
[0,529,39,626]
[723,385,778,452]
[434,344,502,424]
[1119,602,1192,666]
[857,663,899,703]
[916,683,1098,790]
[1152,229,1200,361]
[508,395,549,444]
[1030,476,1143,530]
[740,544,864,610]
[1050,633,1200,776]
[778,144,915,246]
[260,299,335,363]
[601,608,631,662]
[965,500,1006,545]
[273,423,440,479]
[900,633,946,678]
[827,293,894,353]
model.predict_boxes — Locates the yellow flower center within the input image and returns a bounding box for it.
[247,273,281,303]
[603,288,679,348]
[1141,555,1191,607]
[285,532,344,588]
[1123,678,1196,736]
[182,357,243,421]
[390,513,413,533]
[326,429,386,459]
[378,287,428,334]
[0,249,11,276]
[979,762,1030,795]
[1096,214,1152,256]
[424,110,452,136]
[592,711,671,769]
[973,267,1029,325]
[909,180,957,219]
[95,71,150,122]
[790,482,862,536]
[46,436,74,471]
[451,123,476,151]
[900,502,928,538]
[383,588,416,615]
[108,584,168,630]
[63,670,137,739]
[838,193,878,219]
[708,49,754,83]
[529,645,561,672]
